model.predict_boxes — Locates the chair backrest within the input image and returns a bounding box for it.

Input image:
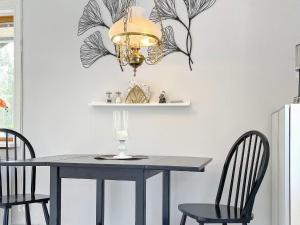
[215,130,270,218]
[0,128,36,196]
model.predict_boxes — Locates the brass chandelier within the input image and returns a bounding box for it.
[108,0,164,76]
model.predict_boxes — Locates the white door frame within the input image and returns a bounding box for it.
[0,0,23,132]
[0,2,23,224]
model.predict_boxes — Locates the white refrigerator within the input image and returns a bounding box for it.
[272,104,300,225]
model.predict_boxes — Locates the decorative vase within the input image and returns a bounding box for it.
[125,79,151,103]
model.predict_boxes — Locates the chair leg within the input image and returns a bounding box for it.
[3,207,9,225]
[25,203,32,225]
[42,202,50,225]
[180,214,187,225]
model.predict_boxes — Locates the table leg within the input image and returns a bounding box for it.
[50,166,61,225]
[162,171,170,225]
[96,179,105,225]
[136,169,146,225]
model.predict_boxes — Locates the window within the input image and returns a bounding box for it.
[0,15,14,129]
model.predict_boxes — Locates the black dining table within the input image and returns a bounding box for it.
[2,154,212,225]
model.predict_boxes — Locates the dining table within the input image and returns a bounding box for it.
[2,154,212,225]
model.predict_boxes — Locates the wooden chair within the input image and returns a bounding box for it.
[178,130,270,225]
[0,128,49,225]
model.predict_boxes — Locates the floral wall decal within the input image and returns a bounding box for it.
[77,0,216,71]
[149,0,216,70]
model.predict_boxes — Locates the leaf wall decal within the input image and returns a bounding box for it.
[149,0,178,23]
[148,26,180,58]
[102,0,133,23]
[183,0,216,19]
[80,31,110,68]
[78,0,217,71]
[78,0,107,36]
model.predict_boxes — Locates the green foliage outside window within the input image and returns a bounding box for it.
[0,42,14,128]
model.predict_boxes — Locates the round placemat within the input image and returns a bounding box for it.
[94,155,148,160]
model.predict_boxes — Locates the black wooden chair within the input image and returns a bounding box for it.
[0,128,50,225]
[178,130,270,225]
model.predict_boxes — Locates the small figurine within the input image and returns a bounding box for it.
[115,91,122,104]
[106,92,112,103]
[159,91,167,103]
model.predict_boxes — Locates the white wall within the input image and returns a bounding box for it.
[19,0,300,224]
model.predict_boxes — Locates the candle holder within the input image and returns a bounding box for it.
[113,110,131,159]
[115,91,122,103]
[106,92,113,103]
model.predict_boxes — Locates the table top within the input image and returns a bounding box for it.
[0,154,212,172]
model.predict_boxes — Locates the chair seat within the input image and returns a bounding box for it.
[178,203,253,223]
[0,194,49,207]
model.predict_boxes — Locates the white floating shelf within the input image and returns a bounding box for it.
[89,101,191,107]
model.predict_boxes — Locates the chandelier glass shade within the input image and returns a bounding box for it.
[109,7,162,47]
[108,5,164,76]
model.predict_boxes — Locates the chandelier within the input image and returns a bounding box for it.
[108,1,164,76]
